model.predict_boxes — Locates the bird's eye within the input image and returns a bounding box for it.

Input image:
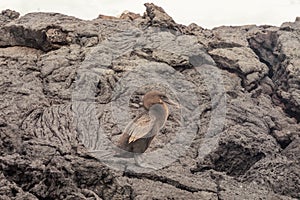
[160,95,167,100]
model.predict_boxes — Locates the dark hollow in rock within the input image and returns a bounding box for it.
[195,142,266,176]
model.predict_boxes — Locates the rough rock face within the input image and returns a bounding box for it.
[0,3,299,200]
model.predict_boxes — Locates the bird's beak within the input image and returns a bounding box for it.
[164,97,180,108]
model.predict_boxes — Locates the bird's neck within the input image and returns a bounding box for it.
[149,103,169,128]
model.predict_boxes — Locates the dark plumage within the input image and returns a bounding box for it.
[117,90,178,154]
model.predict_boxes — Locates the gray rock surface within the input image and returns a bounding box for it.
[0,4,299,200]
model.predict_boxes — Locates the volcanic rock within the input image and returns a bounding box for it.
[0,4,299,200]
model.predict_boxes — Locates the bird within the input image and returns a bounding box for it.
[116,90,179,155]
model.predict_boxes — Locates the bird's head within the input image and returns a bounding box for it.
[142,90,179,110]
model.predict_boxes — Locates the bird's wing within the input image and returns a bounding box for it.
[125,112,155,143]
